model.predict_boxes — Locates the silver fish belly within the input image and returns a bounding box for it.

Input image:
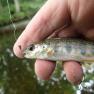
[24,38,94,62]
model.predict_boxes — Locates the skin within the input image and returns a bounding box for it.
[63,61,83,85]
[13,0,94,84]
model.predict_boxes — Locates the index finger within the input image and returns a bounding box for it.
[13,0,69,58]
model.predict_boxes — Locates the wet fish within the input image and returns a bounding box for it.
[24,38,94,63]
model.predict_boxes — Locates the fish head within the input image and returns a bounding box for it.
[24,43,54,59]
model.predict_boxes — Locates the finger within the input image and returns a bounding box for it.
[83,29,94,41]
[63,61,83,85]
[58,28,77,38]
[47,24,70,38]
[57,26,81,38]
[35,59,56,80]
[13,0,70,58]
[48,25,82,39]
[48,26,83,39]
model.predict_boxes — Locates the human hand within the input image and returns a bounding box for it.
[13,0,94,85]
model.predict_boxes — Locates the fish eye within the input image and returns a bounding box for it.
[42,45,47,48]
[28,44,35,51]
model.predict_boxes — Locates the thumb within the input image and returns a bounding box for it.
[13,0,70,58]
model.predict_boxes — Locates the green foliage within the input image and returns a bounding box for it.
[0,0,44,27]
[0,4,15,27]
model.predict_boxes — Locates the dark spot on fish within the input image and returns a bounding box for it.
[65,44,72,53]
[91,45,94,55]
[81,49,86,55]
[80,45,86,55]
[43,46,45,48]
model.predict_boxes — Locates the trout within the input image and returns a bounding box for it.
[24,38,94,63]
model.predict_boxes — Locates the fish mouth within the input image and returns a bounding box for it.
[23,49,29,58]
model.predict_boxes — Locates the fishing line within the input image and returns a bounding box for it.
[6,0,17,40]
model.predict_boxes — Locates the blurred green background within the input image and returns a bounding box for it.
[0,0,94,94]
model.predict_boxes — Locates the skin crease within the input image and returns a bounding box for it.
[13,0,94,84]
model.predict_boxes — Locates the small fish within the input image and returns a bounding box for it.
[24,38,94,63]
